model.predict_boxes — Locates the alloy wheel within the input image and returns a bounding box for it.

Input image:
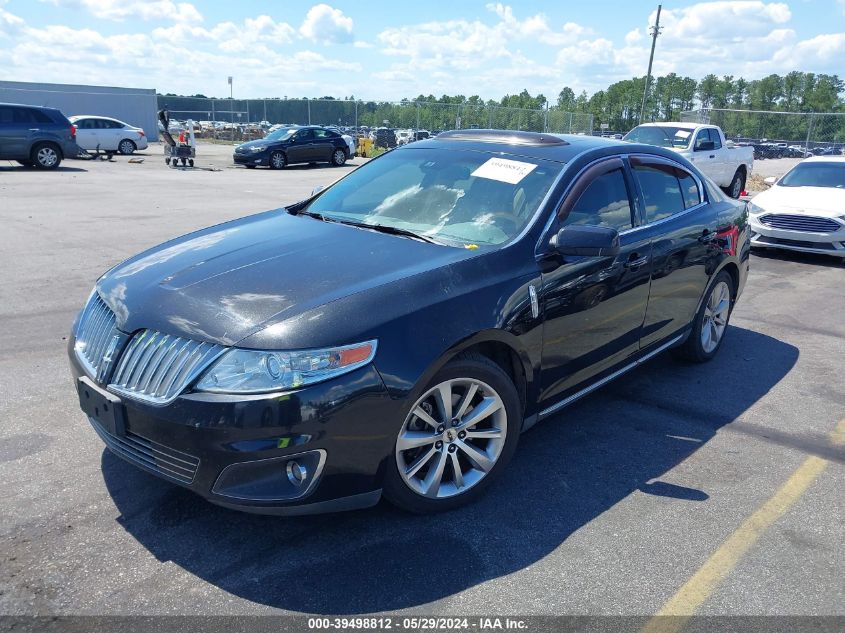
[119,140,135,155]
[701,281,730,353]
[271,152,285,169]
[37,146,58,167]
[395,378,507,499]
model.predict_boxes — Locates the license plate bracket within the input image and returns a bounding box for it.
[77,376,126,437]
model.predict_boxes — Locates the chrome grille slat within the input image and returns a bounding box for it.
[74,294,119,381]
[759,214,841,233]
[89,419,199,484]
[108,329,224,405]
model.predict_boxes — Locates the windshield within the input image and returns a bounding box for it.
[778,162,845,188]
[623,125,693,149]
[265,128,297,141]
[302,147,563,246]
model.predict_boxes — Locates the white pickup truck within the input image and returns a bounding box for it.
[623,122,754,198]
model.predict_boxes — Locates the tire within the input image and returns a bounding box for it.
[188,159,194,167]
[725,169,745,199]
[118,139,136,155]
[31,143,61,169]
[245,164,256,169]
[269,151,285,170]
[383,353,522,514]
[673,270,735,363]
[331,148,347,166]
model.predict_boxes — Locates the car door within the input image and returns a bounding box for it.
[538,157,653,403]
[629,155,716,348]
[73,118,98,150]
[311,128,335,161]
[690,128,719,182]
[98,119,122,150]
[287,128,314,163]
[0,106,27,158]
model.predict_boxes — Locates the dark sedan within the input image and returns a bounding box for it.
[233,125,349,169]
[69,130,749,515]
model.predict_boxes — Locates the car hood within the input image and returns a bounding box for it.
[96,210,474,346]
[235,139,278,151]
[754,186,845,217]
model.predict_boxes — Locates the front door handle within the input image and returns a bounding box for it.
[709,154,715,158]
[624,253,650,269]
[698,229,716,244]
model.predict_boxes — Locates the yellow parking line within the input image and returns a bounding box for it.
[640,417,845,633]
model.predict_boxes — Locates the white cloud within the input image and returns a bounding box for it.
[299,4,353,44]
[42,0,203,23]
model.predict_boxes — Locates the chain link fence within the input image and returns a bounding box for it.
[681,108,845,157]
[156,96,593,144]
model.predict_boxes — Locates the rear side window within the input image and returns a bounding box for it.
[0,107,13,123]
[633,164,686,222]
[29,109,54,124]
[564,169,634,231]
[313,129,329,139]
[678,171,702,208]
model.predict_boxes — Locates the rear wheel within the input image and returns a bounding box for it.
[383,354,521,514]
[673,270,734,362]
[269,151,285,170]
[31,143,61,169]
[725,169,745,199]
[331,148,347,166]
[118,139,136,155]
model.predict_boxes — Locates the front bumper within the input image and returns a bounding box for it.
[233,150,269,167]
[69,338,399,514]
[749,216,845,257]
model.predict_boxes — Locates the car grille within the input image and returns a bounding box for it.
[759,213,841,233]
[90,418,200,484]
[108,330,224,406]
[74,294,120,382]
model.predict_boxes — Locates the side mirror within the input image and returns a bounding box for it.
[311,185,325,197]
[695,140,716,152]
[550,225,620,257]
[763,176,777,186]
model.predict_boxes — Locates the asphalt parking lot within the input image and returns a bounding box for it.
[1,144,843,620]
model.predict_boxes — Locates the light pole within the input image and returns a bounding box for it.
[228,76,234,142]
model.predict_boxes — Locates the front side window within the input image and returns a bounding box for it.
[563,169,633,231]
[633,164,686,222]
[302,147,563,246]
[296,129,314,142]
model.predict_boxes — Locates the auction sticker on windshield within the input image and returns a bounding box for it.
[471,157,538,184]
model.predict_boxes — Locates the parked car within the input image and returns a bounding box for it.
[748,156,845,258]
[232,125,349,169]
[0,102,79,168]
[69,115,148,155]
[69,130,748,515]
[372,128,397,148]
[623,122,754,198]
[396,129,413,145]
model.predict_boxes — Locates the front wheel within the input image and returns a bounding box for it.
[383,354,521,514]
[331,148,347,166]
[673,271,734,362]
[269,151,285,170]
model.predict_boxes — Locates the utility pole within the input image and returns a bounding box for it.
[639,4,662,123]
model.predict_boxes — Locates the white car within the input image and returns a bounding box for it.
[748,156,845,258]
[70,115,148,154]
[624,122,754,198]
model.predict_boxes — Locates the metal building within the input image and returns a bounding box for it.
[0,80,159,141]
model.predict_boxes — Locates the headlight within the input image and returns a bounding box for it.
[195,340,377,394]
[249,145,267,152]
[747,201,766,216]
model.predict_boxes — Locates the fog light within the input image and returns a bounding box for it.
[286,460,307,486]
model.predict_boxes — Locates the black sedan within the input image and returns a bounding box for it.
[233,125,349,169]
[69,130,749,515]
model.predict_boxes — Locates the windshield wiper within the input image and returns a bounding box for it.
[334,219,441,244]
[288,208,340,223]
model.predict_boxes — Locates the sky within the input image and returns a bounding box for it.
[1,0,844,101]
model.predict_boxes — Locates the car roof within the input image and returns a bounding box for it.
[0,102,61,112]
[411,129,639,163]
[70,115,123,122]
[804,156,845,163]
